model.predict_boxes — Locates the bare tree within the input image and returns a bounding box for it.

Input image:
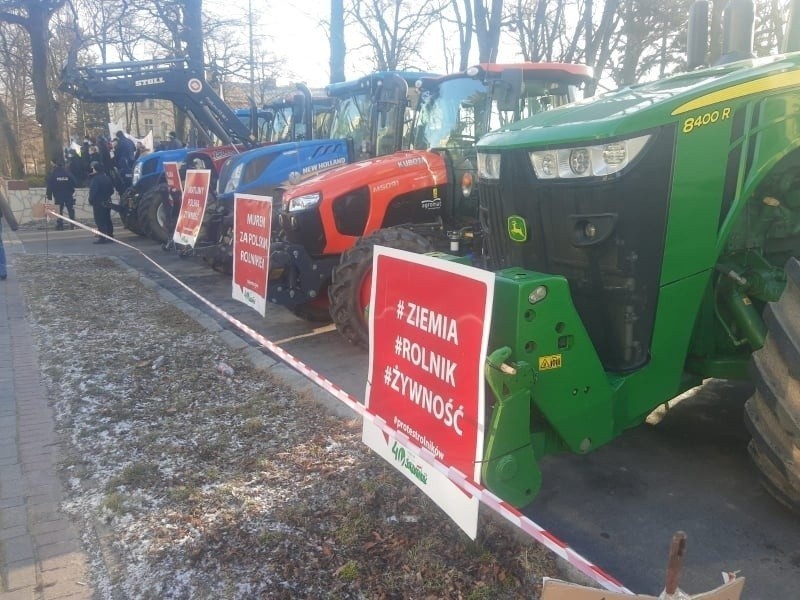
[754,0,790,55]
[613,1,685,86]
[0,0,67,171]
[346,0,447,71]
[331,0,346,82]
[507,0,575,63]
[0,21,29,177]
[474,0,504,62]
[442,0,473,71]
[507,0,622,95]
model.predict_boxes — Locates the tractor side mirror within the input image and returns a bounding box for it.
[496,68,523,112]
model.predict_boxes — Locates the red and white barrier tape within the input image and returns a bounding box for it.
[48,211,633,594]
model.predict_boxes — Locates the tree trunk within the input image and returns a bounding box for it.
[183,0,204,68]
[0,99,25,178]
[27,2,62,169]
[474,0,503,63]
[450,0,473,71]
[330,0,346,83]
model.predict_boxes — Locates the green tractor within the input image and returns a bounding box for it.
[472,0,800,511]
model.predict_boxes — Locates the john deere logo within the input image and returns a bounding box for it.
[508,216,528,242]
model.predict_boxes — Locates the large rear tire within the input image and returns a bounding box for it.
[744,257,800,512]
[329,227,433,348]
[138,184,170,243]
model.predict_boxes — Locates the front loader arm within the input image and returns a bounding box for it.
[60,58,255,146]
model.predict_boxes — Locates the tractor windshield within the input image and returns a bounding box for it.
[267,106,294,143]
[413,77,487,151]
[329,91,373,155]
[490,77,580,128]
[236,112,275,143]
[414,73,584,155]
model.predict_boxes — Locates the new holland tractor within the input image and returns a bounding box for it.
[142,86,333,244]
[201,71,431,276]
[269,63,593,339]
[60,58,270,240]
[470,0,800,511]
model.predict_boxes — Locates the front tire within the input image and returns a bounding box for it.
[119,187,146,236]
[744,257,800,512]
[329,227,433,348]
[138,184,170,243]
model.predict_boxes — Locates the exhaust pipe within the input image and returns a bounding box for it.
[718,0,754,64]
[687,1,710,70]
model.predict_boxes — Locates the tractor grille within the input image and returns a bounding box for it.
[479,180,513,272]
[477,125,677,372]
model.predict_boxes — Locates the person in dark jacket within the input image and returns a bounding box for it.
[66,149,87,187]
[165,131,183,150]
[87,145,103,170]
[45,158,77,230]
[87,161,115,243]
[113,131,136,193]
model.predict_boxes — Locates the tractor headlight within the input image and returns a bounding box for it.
[287,192,321,212]
[529,134,651,179]
[132,161,142,185]
[477,153,502,180]
[223,162,244,194]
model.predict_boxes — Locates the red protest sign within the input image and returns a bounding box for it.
[173,169,210,247]
[232,194,272,316]
[365,247,495,484]
[163,162,182,193]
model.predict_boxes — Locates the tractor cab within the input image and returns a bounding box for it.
[411,63,593,224]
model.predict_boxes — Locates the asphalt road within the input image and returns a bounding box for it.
[13,223,800,599]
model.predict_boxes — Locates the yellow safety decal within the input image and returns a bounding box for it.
[671,69,800,116]
[538,354,562,371]
[682,107,732,134]
[742,296,752,305]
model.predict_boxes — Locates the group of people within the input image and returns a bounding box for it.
[62,130,182,194]
[48,129,158,243]
[0,129,185,279]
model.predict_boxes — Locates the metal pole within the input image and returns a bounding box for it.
[248,0,255,101]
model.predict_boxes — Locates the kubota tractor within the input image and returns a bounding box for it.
[469,0,800,511]
[270,63,593,341]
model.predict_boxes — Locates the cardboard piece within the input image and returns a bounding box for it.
[541,577,744,600]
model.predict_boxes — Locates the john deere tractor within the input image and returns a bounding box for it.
[472,0,800,511]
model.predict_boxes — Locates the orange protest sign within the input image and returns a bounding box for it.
[172,169,210,247]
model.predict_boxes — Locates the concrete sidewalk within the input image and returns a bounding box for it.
[0,230,92,600]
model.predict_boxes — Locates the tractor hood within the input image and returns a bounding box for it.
[281,150,447,201]
[478,52,800,150]
[216,138,350,199]
[133,147,188,186]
